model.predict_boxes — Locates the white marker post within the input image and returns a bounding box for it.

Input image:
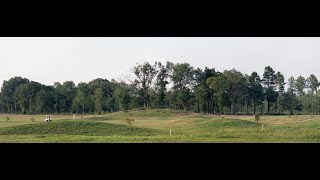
[170,129,172,136]
[262,124,264,130]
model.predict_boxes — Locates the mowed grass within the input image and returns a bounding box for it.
[1,109,320,142]
[0,121,161,136]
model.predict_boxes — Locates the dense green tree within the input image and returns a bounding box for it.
[133,62,159,108]
[13,81,43,114]
[2,62,320,116]
[295,76,306,100]
[294,76,306,114]
[92,88,104,114]
[207,73,229,114]
[223,69,247,115]
[119,87,131,112]
[194,67,216,113]
[280,92,297,115]
[275,71,285,113]
[154,62,172,106]
[248,72,264,115]
[262,66,277,114]
[171,63,195,110]
[14,84,30,114]
[307,74,319,114]
[288,76,296,93]
[35,88,55,114]
[0,77,29,113]
[88,78,113,98]
[73,88,90,114]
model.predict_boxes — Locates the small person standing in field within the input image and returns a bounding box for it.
[73,114,76,120]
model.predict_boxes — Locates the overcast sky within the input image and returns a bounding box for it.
[1,37,320,88]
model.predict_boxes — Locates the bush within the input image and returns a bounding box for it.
[31,117,35,122]
[6,117,9,122]
[123,118,135,125]
[255,114,261,122]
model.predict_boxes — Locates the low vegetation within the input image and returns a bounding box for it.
[0,121,160,136]
[0,109,320,143]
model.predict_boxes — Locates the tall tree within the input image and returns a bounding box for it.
[13,81,43,114]
[286,76,296,114]
[63,81,77,113]
[262,66,277,114]
[307,74,319,114]
[288,76,296,92]
[275,71,285,113]
[35,88,55,114]
[0,77,29,113]
[207,73,229,114]
[295,76,306,100]
[194,67,216,113]
[133,62,159,108]
[295,76,306,114]
[171,63,195,110]
[223,69,247,115]
[92,88,104,114]
[73,82,92,114]
[87,78,113,98]
[154,62,172,106]
[14,84,30,114]
[119,87,131,112]
[248,72,264,115]
[53,82,63,114]
[280,92,297,115]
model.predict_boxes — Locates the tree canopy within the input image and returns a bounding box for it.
[1,62,319,115]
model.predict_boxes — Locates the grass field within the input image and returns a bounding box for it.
[1,108,320,143]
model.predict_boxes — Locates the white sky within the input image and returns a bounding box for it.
[0,37,320,88]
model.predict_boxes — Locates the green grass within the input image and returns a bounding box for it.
[1,109,320,142]
[0,121,161,136]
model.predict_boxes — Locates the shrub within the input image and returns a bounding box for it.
[255,114,261,122]
[123,118,135,125]
[31,117,35,122]
[6,117,10,122]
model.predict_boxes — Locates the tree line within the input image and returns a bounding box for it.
[0,61,319,115]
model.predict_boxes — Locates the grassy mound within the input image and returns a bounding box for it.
[0,121,161,136]
[86,108,188,121]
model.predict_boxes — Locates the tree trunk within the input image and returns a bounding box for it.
[197,98,200,113]
[267,98,270,114]
[211,96,215,114]
[231,98,235,115]
[312,92,315,115]
[245,98,248,115]
[14,103,17,114]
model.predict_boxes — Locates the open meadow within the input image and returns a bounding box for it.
[1,109,320,143]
